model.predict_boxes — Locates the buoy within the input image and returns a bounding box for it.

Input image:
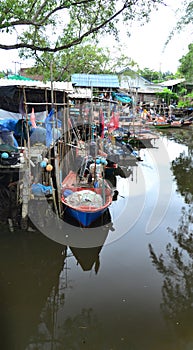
[46,164,53,172]
[100,157,107,165]
[1,152,9,159]
[40,160,47,168]
[101,157,108,166]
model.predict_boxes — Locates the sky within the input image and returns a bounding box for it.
[104,0,192,73]
[0,0,191,74]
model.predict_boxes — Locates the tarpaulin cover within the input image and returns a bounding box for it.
[112,91,132,104]
[31,183,52,196]
[0,86,65,113]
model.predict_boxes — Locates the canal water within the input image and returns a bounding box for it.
[0,127,193,350]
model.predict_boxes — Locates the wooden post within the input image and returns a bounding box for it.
[54,145,62,217]
[21,167,30,230]
[20,87,31,230]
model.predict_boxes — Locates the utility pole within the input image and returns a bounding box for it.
[12,61,22,74]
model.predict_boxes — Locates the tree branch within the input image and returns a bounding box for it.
[0,1,129,52]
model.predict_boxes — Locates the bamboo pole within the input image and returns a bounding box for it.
[54,145,62,217]
[50,177,59,220]
[50,62,61,219]
[20,87,31,229]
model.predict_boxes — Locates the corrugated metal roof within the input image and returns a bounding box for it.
[158,78,185,87]
[0,78,74,93]
[68,87,92,99]
[71,74,120,88]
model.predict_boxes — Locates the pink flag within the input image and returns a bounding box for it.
[30,108,37,128]
[108,111,119,133]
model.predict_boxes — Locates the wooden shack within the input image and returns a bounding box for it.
[0,78,73,229]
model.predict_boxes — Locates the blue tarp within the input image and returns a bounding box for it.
[31,183,52,196]
[45,108,55,147]
[0,119,19,146]
[0,118,32,137]
[112,92,133,104]
[45,109,62,147]
[0,115,61,148]
[0,118,17,132]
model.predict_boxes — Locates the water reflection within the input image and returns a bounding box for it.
[70,246,101,274]
[171,152,193,203]
[149,203,193,348]
[25,300,104,350]
[0,207,113,350]
[149,129,193,348]
[28,302,136,350]
[24,213,112,349]
[1,130,193,349]
[0,228,64,350]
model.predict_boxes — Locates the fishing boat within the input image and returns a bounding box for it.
[153,117,171,129]
[170,118,192,128]
[61,155,113,227]
[153,123,171,129]
[153,119,192,129]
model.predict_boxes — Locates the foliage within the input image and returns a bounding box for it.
[176,0,193,31]
[177,92,193,107]
[25,41,112,81]
[138,67,182,83]
[177,86,187,97]
[138,67,161,82]
[178,43,193,81]
[109,50,137,73]
[24,40,140,81]
[165,1,193,46]
[162,71,182,81]
[0,0,164,59]
[156,87,178,104]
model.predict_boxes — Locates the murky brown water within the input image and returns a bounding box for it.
[0,127,193,350]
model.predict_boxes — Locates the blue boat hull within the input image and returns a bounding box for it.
[65,205,107,227]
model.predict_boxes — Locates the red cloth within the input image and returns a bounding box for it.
[108,111,119,133]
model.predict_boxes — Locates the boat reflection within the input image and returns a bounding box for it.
[0,207,113,349]
[68,208,113,273]
[28,196,115,249]
[23,211,113,349]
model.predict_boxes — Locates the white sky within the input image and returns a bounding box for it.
[0,0,191,74]
[103,0,192,73]
[128,1,191,72]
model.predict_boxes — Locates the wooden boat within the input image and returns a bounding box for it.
[153,116,192,129]
[153,120,192,129]
[170,119,192,128]
[153,121,171,129]
[61,156,113,227]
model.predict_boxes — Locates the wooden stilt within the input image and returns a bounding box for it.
[21,168,30,230]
